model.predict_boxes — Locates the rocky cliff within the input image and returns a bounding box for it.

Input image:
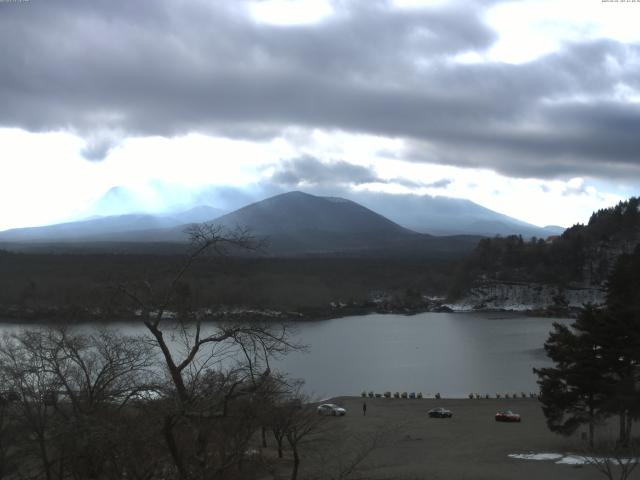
[449,281,605,314]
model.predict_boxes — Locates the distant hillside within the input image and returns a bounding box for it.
[81,183,565,238]
[450,197,640,302]
[0,206,224,243]
[0,192,481,257]
[348,192,564,238]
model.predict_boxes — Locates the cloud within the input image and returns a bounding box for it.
[80,134,121,161]
[271,156,380,186]
[389,177,452,189]
[0,0,639,179]
[270,155,453,190]
[561,177,590,197]
[0,0,497,138]
[425,178,452,189]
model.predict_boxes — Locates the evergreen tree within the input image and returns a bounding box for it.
[601,247,640,446]
[535,247,640,446]
[534,305,609,446]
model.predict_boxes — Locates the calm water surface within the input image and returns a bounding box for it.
[0,312,569,398]
[277,312,569,398]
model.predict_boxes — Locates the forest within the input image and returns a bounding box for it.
[449,197,640,297]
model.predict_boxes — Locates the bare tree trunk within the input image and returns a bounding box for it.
[162,415,189,480]
[619,409,630,447]
[272,431,284,458]
[38,435,52,480]
[145,323,189,404]
[589,402,595,448]
[290,445,299,480]
[277,439,284,459]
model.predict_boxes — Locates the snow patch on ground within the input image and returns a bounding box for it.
[556,455,639,466]
[510,452,640,466]
[554,455,589,465]
[508,453,563,461]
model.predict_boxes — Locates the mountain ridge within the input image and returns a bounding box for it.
[0,189,564,256]
[0,191,482,257]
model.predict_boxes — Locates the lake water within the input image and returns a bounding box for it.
[0,312,569,399]
[277,312,569,399]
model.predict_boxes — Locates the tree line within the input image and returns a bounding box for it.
[450,197,640,298]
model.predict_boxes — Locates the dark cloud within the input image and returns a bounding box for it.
[270,155,452,189]
[271,156,380,186]
[426,178,452,189]
[80,135,121,161]
[0,0,639,179]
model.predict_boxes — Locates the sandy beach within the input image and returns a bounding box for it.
[269,396,636,480]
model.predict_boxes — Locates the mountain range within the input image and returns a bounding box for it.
[348,192,562,238]
[0,190,563,255]
[0,206,224,243]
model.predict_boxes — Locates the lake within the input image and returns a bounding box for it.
[277,312,569,399]
[0,312,569,399]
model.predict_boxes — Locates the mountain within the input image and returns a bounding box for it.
[0,206,224,243]
[192,191,479,255]
[0,192,481,256]
[174,206,226,224]
[346,192,564,238]
[214,191,408,236]
[206,191,410,254]
[83,184,565,238]
[87,183,263,218]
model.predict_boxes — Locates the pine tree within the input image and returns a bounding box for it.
[535,247,640,447]
[534,306,609,446]
[601,247,640,446]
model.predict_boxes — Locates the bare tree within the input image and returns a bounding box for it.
[32,328,157,414]
[0,332,61,480]
[273,388,324,480]
[0,387,20,479]
[115,224,301,480]
[0,328,160,480]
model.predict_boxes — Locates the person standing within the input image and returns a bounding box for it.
[363,401,367,416]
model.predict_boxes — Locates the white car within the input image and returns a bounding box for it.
[317,403,347,416]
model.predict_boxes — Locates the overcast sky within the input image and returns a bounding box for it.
[1,0,639,231]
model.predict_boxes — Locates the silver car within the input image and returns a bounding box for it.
[317,403,347,416]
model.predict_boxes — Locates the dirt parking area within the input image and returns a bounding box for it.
[286,396,636,480]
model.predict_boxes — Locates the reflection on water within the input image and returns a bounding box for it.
[0,312,570,398]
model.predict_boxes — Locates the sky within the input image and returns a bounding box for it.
[1,0,639,231]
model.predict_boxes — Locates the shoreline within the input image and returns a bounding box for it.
[0,302,577,324]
